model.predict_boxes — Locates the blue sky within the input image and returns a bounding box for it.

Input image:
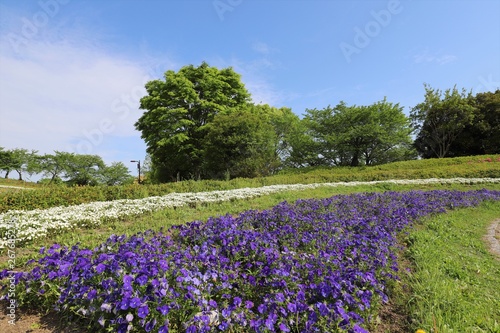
[0,0,499,178]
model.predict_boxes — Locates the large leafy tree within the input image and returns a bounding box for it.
[475,89,500,154]
[304,99,414,166]
[63,154,105,186]
[0,147,13,178]
[99,162,134,186]
[448,89,500,156]
[135,62,251,182]
[285,120,321,167]
[302,104,343,166]
[36,151,74,184]
[203,105,279,179]
[1,148,39,181]
[410,84,476,158]
[264,105,305,168]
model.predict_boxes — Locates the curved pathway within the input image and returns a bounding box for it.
[485,219,500,259]
[0,185,34,190]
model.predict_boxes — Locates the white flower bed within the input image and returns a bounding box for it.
[1,177,499,247]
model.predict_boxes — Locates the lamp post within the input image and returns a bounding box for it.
[130,160,141,184]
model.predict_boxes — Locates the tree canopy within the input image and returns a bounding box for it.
[0,148,133,186]
[303,99,415,166]
[447,89,500,156]
[203,105,279,179]
[135,62,251,182]
[410,84,476,158]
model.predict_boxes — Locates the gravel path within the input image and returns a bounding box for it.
[485,218,500,259]
[0,185,34,190]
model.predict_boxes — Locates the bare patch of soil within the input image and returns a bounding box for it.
[0,305,86,333]
[484,218,500,259]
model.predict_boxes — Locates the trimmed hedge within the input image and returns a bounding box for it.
[1,155,499,213]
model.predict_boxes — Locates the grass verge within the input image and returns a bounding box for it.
[398,201,500,332]
[2,182,499,270]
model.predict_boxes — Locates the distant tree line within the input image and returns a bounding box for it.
[135,62,499,183]
[0,149,134,186]
[5,63,497,185]
[410,84,499,158]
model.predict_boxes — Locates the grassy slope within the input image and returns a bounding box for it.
[1,155,500,331]
[1,154,499,212]
[399,202,500,332]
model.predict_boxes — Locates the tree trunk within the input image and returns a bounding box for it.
[350,151,360,167]
[4,170,9,179]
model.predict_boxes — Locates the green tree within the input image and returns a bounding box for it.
[99,162,134,185]
[304,99,414,166]
[411,84,476,158]
[203,106,278,179]
[135,62,251,182]
[0,147,13,178]
[5,148,39,181]
[285,119,321,167]
[302,104,341,166]
[64,154,105,186]
[475,89,500,154]
[36,151,73,184]
[264,105,304,168]
[448,89,500,156]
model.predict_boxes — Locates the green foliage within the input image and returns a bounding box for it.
[1,154,499,213]
[449,89,500,156]
[203,106,279,179]
[400,202,500,332]
[0,147,13,178]
[63,154,105,186]
[411,84,476,158]
[99,162,135,186]
[0,148,38,181]
[304,98,415,166]
[135,62,251,182]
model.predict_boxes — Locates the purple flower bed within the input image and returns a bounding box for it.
[2,189,500,332]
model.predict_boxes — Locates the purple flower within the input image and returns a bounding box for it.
[144,318,156,332]
[286,302,297,313]
[245,300,254,309]
[100,303,112,312]
[137,304,149,318]
[129,297,141,309]
[95,263,106,274]
[87,289,97,300]
[279,322,290,332]
[157,305,169,315]
[123,275,134,285]
[135,274,148,286]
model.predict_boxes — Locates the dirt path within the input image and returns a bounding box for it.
[0,185,34,190]
[485,218,500,259]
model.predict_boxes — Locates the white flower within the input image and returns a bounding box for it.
[1,177,498,247]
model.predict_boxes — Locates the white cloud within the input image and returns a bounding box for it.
[252,41,275,55]
[413,49,457,65]
[0,35,175,159]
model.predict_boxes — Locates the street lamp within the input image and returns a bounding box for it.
[130,160,141,184]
